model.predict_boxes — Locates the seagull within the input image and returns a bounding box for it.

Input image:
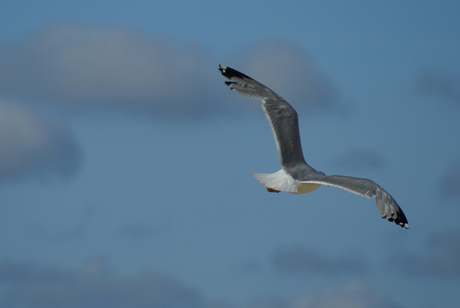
[219,64,408,229]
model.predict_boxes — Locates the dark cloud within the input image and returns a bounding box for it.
[334,148,385,170]
[0,23,215,117]
[0,257,203,308]
[241,40,338,109]
[293,281,403,308]
[0,99,81,181]
[440,161,460,197]
[272,246,367,275]
[391,230,460,278]
[416,69,460,104]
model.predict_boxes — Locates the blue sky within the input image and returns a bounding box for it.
[1,1,460,307]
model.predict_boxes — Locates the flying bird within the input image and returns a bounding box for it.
[219,64,408,229]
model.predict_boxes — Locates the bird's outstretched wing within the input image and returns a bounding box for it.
[302,175,409,228]
[219,65,306,167]
[219,64,409,229]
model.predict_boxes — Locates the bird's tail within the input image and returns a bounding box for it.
[252,169,298,193]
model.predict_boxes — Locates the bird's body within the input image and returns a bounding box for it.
[219,64,409,229]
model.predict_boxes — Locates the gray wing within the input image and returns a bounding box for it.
[219,65,306,167]
[303,175,409,228]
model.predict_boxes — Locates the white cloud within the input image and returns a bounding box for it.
[0,24,214,117]
[0,99,81,180]
[0,25,339,118]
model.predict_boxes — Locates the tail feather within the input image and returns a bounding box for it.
[252,169,298,193]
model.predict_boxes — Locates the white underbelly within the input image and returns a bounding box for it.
[291,182,321,194]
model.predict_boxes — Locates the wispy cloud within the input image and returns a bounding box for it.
[391,229,460,278]
[272,246,367,275]
[0,99,81,181]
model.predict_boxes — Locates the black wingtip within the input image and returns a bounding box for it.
[218,64,253,81]
[385,212,409,229]
[397,210,409,229]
